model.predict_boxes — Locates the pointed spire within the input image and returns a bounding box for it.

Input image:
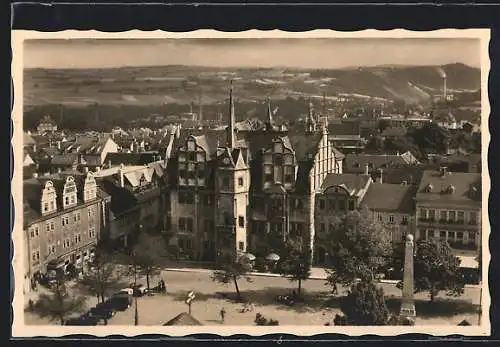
[267,97,273,126]
[227,80,235,148]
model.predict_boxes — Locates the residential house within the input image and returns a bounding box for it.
[94,162,166,250]
[313,171,372,265]
[23,171,110,291]
[415,167,481,258]
[362,182,417,244]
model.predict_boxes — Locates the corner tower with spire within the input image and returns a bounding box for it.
[215,80,250,263]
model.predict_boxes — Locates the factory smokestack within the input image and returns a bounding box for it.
[436,67,447,100]
[443,76,447,99]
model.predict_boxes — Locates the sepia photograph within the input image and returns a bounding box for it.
[11,29,490,337]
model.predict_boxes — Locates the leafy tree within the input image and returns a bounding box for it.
[324,207,392,293]
[132,233,167,290]
[377,120,391,133]
[365,136,385,153]
[334,280,389,326]
[396,240,465,302]
[79,243,121,304]
[211,257,253,301]
[32,273,87,325]
[278,237,311,297]
[409,123,450,154]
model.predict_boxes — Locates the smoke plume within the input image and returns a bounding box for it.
[436,67,447,79]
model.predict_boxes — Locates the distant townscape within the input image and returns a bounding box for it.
[22,62,483,328]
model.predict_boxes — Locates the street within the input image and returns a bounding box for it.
[24,269,481,326]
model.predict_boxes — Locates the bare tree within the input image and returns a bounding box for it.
[132,233,167,290]
[80,243,121,304]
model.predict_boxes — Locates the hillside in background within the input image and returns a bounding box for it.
[24,63,481,108]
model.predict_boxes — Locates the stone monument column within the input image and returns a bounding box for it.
[400,234,416,318]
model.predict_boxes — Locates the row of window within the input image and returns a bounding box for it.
[178,151,205,163]
[30,207,96,239]
[419,208,478,224]
[263,165,295,184]
[376,213,409,225]
[419,228,477,245]
[318,199,355,211]
[42,189,97,214]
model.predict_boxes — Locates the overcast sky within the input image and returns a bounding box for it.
[24,38,481,69]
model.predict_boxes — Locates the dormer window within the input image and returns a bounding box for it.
[63,176,78,209]
[83,173,97,202]
[41,181,57,215]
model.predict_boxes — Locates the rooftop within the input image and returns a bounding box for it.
[416,169,481,205]
[320,173,372,197]
[362,182,416,214]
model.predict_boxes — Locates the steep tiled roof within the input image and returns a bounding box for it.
[288,133,322,161]
[321,173,371,196]
[416,169,481,205]
[362,183,416,214]
[344,153,419,173]
[23,172,94,226]
[104,152,159,166]
[328,122,360,136]
[50,154,78,166]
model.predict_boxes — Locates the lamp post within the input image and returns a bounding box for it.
[132,251,139,326]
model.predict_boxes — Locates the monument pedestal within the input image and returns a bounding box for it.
[400,234,417,320]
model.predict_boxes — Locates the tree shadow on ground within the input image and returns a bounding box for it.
[385,295,479,318]
[170,287,340,314]
[73,277,131,300]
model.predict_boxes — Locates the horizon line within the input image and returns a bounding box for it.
[24,61,479,71]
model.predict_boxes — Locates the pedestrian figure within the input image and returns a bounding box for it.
[220,308,226,324]
[161,279,166,293]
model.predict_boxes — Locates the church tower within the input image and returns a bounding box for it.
[215,81,250,263]
[305,99,317,134]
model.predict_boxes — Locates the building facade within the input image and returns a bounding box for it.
[415,167,481,253]
[23,172,109,291]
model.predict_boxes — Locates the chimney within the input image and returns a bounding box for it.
[227,80,235,148]
[32,172,38,178]
[364,163,369,175]
[119,163,125,187]
[443,76,447,99]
